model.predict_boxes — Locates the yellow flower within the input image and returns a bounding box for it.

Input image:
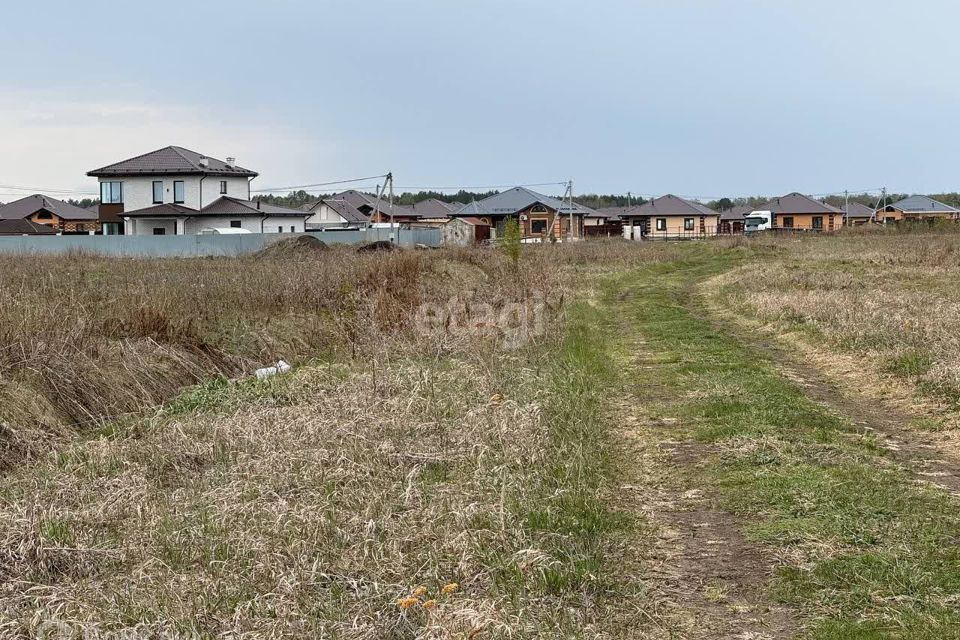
[412,585,428,597]
[441,582,459,595]
[398,597,418,610]
[422,599,437,610]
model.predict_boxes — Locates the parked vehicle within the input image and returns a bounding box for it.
[744,211,773,233]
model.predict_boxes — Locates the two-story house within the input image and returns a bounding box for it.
[87,146,306,235]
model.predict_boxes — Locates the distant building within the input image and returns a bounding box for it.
[87,146,259,235]
[0,194,100,234]
[877,195,959,225]
[0,218,58,236]
[844,201,875,226]
[718,204,753,235]
[619,195,719,239]
[449,187,595,240]
[758,193,843,231]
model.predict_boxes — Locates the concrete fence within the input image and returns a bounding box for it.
[0,227,442,258]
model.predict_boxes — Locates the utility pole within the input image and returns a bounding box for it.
[387,172,395,243]
[568,179,575,242]
[844,190,849,228]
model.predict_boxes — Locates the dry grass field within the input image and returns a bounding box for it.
[0,240,676,638]
[2,232,960,639]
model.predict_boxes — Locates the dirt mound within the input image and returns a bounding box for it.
[255,235,329,258]
[356,240,399,253]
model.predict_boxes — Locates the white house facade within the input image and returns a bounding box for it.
[87,146,260,235]
[123,198,308,236]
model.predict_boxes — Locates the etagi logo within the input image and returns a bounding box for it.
[414,291,552,349]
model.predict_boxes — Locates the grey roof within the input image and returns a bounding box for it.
[759,193,842,215]
[593,206,631,220]
[201,197,307,217]
[449,187,597,217]
[620,194,718,219]
[888,195,959,213]
[0,194,99,221]
[719,204,753,221]
[318,197,370,224]
[87,146,258,178]
[125,197,306,218]
[0,218,57,235]
[845,202,875,218]
[411,198,459,218]
[122,203,199,218]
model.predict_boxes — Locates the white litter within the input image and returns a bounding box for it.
[255,360,291,380]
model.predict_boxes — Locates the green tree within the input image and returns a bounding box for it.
[500,218,522,269]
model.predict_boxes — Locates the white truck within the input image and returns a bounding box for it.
[744,210,773,233]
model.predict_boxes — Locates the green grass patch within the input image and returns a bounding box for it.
[603,243,960,635]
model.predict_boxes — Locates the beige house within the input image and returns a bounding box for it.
[619,195,719,240]
[876,196,959,225]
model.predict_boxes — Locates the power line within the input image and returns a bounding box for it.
[393,181,568,191]
[0,184,98,196]
[251,174,389,193]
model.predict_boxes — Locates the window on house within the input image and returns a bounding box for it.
[290,226,295,233]
[278,226,283,233]
[100,181,123,204]
[153,227,166,235]
[36,211,52,220]
[684,218,695,231]
[220,180,227,195]
[173,181,185,204]
[230,220,241,228]
[812,216,823,230]
[783,216,794,228]
[152,181,163,204]
[655,218,666,231]
[530,219,547,234]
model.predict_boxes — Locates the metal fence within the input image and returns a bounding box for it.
[0,227,442,258]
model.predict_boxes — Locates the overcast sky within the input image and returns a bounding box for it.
[1,0,957,200]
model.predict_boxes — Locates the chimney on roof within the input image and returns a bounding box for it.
[199,156,209,168]
[257,200,260,210]
[226,157,236,167]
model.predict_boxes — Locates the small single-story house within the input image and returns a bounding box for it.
[620,195,719,240]
[0,218,58,236]
[876,195,959,225]
[303,196,370,228]
[0,194,100,234]
[584,207,625,237]
[759,193,843,231]
[844,201,875,226]
[410,198,460,220]
[718,204,753,235]
[122,196,308,235]
[449,187,595,240]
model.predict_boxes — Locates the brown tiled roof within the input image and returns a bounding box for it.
[0,194,99,221]
[87,146,258,178]
[124,198,306,218]
[620,194,718,219]
[0,218,57,235]
[719,204,753,221]
[845,202,875,218]
[759,193,842,215]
